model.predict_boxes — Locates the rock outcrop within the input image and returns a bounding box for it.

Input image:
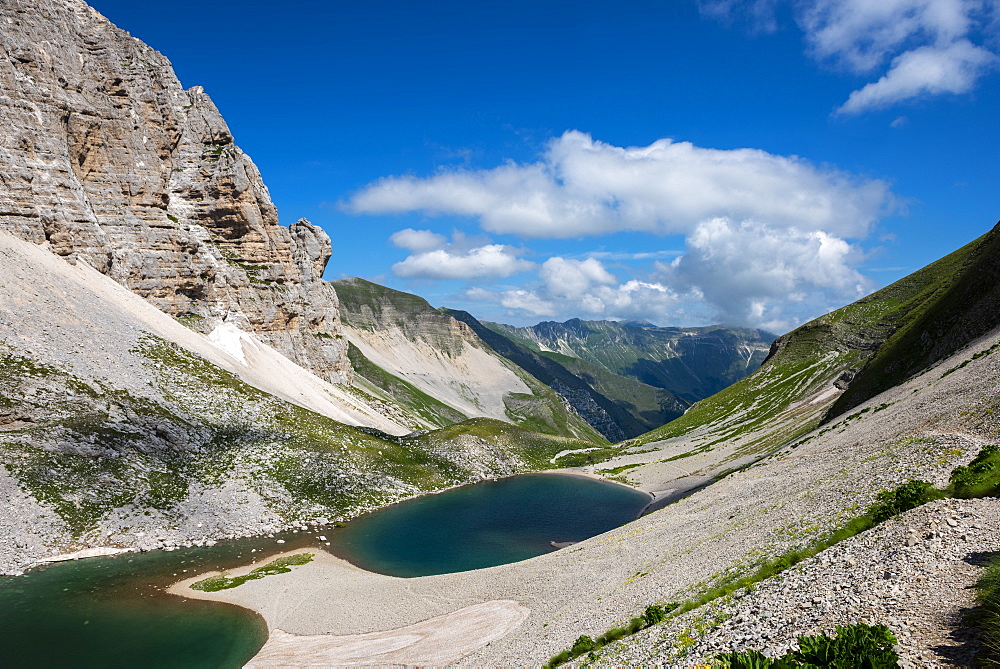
[0,0,350,383]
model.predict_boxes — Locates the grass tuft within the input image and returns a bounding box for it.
[190,553,314,592]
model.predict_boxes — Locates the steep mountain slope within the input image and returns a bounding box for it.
[445,309,686,441]
[827,220,1000,417]
[332,279,605,443]
[0,0,350,383]
[486,319,774,404]
[0,230,599,574]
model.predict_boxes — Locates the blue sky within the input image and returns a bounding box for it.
[89,0,999,332]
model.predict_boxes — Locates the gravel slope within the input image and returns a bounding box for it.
[601,497,1000,667]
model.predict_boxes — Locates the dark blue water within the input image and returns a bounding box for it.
[0,473,648,667]
[330,473,651,577]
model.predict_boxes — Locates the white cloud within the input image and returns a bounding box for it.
[363,131,891,329]
[387,229,535,281]
[466,287,557,317]
[347,131,891,239]
[579,280,687,321]
[800,0,981,71]
[539,257,617,300]
[837,40,997,113]
[454,222,871,330]
[705,0,999,113]
[389,228,447,252]
[661,218,872,331]
[466,256,692,325]
[393,244,534,280]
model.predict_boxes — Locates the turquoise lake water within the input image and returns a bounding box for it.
[330,473,651,577]
[0,473,649,667]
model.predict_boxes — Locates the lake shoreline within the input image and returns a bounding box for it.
[7,465,655,578]
[165,472,652,665]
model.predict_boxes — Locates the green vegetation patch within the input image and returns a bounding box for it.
[948,444,1000,499]
[403,417,609,471]
[970,553,1000,666]
[829,225,1000,418]
[715,623,899,668]
[941,342,1000,378]
[598,462,644,476]
[544,604,678,667]
[190,553,314,592]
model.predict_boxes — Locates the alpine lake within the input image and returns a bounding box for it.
[0,473,650,667]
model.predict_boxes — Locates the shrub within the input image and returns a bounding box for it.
[542,602,680,667]
[642,603,672,626]
[949,444,1000,499]
[570,635,596,655]
[866,480,943,524]
[971,554,1000,666]
[716,623,899,668]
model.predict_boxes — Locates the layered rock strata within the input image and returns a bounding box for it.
[0,0,350,383]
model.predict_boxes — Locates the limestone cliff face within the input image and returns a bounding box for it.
[0,0,350,383]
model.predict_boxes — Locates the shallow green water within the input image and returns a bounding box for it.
[0,473,648,667]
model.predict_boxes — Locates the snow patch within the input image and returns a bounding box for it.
[209,321,250,364]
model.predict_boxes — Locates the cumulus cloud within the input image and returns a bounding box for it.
[389,228,447,252]
[837,40,997,113]
[459,221,870,330]
[358,131,893,328]
[467,287,558,317]
[539,257,617,300]
[465,257,692,324]
[661,218,872,330]
[393,244,534,280]
[388,229,534,280]
[347,131,891,239]
[704,0,999,113]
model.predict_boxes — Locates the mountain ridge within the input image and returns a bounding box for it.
[486,318,774,404]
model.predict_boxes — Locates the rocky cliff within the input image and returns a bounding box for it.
[0,0,350,383]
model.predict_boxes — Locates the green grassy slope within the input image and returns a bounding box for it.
[0,337,604,537]
[827,220,1000,418]
[539,350,687,434]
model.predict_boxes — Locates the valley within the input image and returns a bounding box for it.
[1,1,998,667]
